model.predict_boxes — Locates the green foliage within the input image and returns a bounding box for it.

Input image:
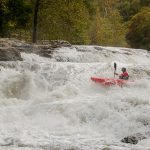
[37,0,90,44]
[89,10,126,46]
[83,0,97,17]
[118,0,150,22]
[118,0,141,22]
[0,0,32,38]
[89,0,127,46]
[97,0,120,17]
[0,0,9,37]
[126,7,150,50]
[7,0,32,28]
[140,0,150,6]
[0,0,149,49]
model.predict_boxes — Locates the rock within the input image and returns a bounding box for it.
[0,38,72,60]
[121,133,146,144]
[94,46,103,51]
[12,39,72,58]
[0,38,11,47]
[37,40,71,48]
[33,40,72,58]
[33,45,54,58]
[121,136,138,144]
[32,40,71,58]
[0,47,23,61]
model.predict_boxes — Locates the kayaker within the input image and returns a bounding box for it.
[115,67,129,80]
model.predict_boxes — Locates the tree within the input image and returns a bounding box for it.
[0,0,9,37]
[0,0,32,38]
[37,0,90,44]
[89,0,126,46]
[32,0,40,43]
[118,0,141,22]
[118,0,150,22]
[140,0,150,7]
[126,7,150,50]
[7,0,32,27]
[83,0,97,17]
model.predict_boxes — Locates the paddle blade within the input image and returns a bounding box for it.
[114,62,117,71]
[114,62,117,78]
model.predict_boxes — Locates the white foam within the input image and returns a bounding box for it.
[0,46,150,149]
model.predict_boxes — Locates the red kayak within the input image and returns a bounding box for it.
[91,77,129,86]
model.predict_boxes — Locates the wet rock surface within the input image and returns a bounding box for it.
[121,133,146,144]
[0,38,72,60]
[0,47,22,61]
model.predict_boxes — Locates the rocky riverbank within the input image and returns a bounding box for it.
[0,38,71,61]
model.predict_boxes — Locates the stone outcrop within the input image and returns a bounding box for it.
[0,38,72,61]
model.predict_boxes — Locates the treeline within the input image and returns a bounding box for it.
[0,0,150,50]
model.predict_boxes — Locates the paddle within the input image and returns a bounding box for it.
[114,62,117,78]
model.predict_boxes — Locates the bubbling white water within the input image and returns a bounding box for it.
[0,46,150,150]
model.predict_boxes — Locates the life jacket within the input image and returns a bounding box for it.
[119,71,129,80]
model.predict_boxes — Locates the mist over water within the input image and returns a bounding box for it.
[0,46,150,150]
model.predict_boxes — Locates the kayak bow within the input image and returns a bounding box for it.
[91,77,129,86]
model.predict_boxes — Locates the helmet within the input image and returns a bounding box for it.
[122,67,126,72]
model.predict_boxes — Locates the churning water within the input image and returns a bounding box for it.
[0,46,150,150]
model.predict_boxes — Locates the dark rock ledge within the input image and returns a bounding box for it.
[0,38,72,61]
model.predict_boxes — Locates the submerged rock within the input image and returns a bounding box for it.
[121,133,146,144]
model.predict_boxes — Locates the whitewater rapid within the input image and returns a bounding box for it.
[0,46,150,150]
